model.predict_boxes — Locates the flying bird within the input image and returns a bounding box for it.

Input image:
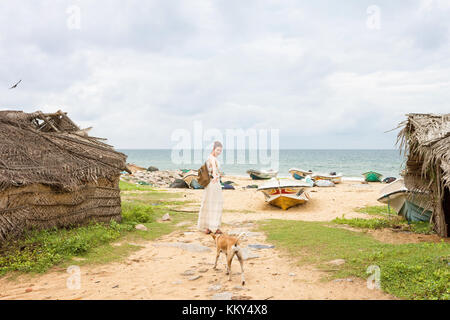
[9,80,22,89]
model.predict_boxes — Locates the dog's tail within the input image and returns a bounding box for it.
[236,232,246,241]
[233,232,246,249]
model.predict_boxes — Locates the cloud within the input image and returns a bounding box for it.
[1,0,449,149]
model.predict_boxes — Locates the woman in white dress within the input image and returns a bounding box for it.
[197,141,223,234]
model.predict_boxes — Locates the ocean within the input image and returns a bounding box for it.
[118,149,405,180]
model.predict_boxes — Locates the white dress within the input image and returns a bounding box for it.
[197,154,223,232]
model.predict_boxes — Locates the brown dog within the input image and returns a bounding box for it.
[211,232,245,285]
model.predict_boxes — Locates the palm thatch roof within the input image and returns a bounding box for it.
[397,113,450,237]
[0,110,128,192]
[0,110,128,241]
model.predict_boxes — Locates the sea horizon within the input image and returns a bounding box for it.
[119,149,405,179]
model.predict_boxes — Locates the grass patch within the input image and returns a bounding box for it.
[355,205,397,216]
[0,185,196,277]
[333,216,435,235]
[333,217,400,230]
[259,219,450,300]
[119,180,157,191]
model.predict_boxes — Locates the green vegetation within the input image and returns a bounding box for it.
[333,217,394,229]
[259,219,450,300]
[0,182,195,277]
[355,205,397,216]
[333,216,434,235]
[119,180,156,191]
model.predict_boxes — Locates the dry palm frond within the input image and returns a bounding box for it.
[396,113,450,237]
[0,110,127,241]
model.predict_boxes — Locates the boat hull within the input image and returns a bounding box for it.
[377,179,408,213]
[182,172,198,185]
[247,170,278,180]
[249,173,272,180]
[378,191,407,213]
[312,175,342,184]
[363,171,383,182]
[289,168,311,180]
[268,194,308,210]
[398,200,432,222]
[259,183,309,210]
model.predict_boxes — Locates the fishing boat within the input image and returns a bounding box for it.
[289,168,312,180]
[377,179,408,213]
[311,173,343,184]
[377,179,432,221]
[363,171,383,182]
[247,169,278,180]
[182,170,198,186]
[398,198,432,222]
[257,178,311,210]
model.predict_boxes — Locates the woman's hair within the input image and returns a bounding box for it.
[213,141,223,150]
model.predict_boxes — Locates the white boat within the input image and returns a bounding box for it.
[182,170,198,186]
[312,173,343,184]
[377,178,408,213]
[257,178,311,210]
[377,179,432,220]
[289,168,312,180]
[247,169,278,180]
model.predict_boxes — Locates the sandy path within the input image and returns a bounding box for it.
[0,178,396,300]
[0,220,393,300]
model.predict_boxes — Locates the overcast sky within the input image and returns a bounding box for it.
[1,0,449,149]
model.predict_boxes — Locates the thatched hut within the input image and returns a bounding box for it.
[0,110,128,241]
[398,113,450,237]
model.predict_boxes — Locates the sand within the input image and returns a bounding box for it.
[173,176,385,222]
[1,176,434,300]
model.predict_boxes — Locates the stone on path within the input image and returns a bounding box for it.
[208,285,222,292]
[247,244,275,250]
[135,224,148,231]
[212,292,233,300]
[162,214,171,221]
[239,247,259,260]
[188,275,202,281]
[289,273,296,277]
[181,270,195,276]
[172,281,182,285]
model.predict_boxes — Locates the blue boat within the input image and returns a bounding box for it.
[398,200,432,223]
[289,168,312,180]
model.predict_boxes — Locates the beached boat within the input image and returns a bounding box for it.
[247,169,278,180]
[377,179,432,221]
[398,199,432,222]
[377,179,408,213]
[289,168,312,180]
[182,170,198,186]
[363,171,383,182]
[311,173,343,184]
[257,178,311,210]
